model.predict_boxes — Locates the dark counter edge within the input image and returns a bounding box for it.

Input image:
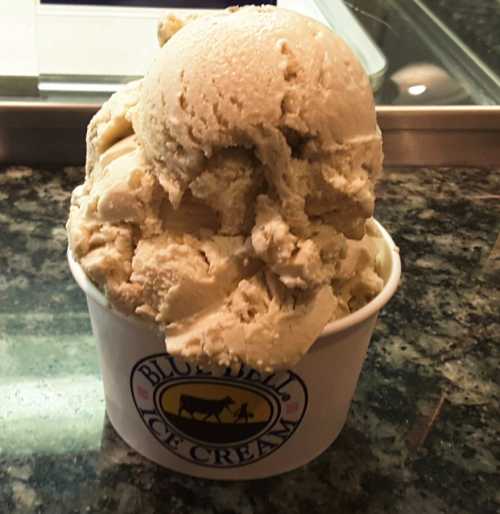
[1,103,500,167]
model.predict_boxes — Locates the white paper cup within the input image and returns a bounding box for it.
[68,220,400,480]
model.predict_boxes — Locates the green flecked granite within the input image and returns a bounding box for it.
[0,164,499,513]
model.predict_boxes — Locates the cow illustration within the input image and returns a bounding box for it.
[233,403,254,424]
[178,394,235,423]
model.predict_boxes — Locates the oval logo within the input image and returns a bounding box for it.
[130,353,308,468]
[157,381,277,445]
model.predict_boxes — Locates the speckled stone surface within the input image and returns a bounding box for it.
[0,164,499,514]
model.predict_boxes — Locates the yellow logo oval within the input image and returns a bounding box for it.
[158,381,275,445]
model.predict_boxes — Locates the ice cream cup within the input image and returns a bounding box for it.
[68,219,400,480]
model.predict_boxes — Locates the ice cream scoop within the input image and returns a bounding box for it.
[67,5,384,371]
[137,6,382,238]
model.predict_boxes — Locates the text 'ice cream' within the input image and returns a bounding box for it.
[67,5,384,372]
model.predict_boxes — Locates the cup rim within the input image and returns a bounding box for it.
[320,219,401,338]
[67,218,401,338]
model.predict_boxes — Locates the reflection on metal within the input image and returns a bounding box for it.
[408,85,427,97]
[0,103,499,167]
[38,81,126,94]
[390,63,468,105]
[394,0,500,105]
[37,74,141,96]
[314,0,388,92]
[378,106,500,167]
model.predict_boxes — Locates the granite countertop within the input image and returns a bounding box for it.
[0,164,499,513]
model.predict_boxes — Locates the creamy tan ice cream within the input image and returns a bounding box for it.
[67,5,384,371]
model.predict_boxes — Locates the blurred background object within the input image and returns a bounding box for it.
[2,0,499,105]
[1,0,500,166]
[389,63,468,105]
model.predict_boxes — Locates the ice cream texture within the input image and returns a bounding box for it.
[67,5,384,371]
